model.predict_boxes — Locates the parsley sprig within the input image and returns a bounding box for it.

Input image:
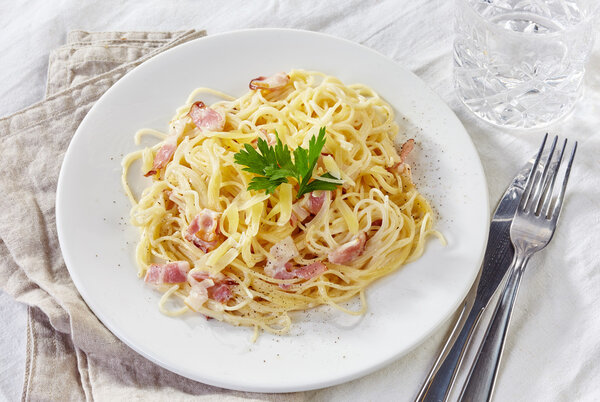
[233,127,342,199]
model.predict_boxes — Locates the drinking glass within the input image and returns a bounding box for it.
[454,0,596,129]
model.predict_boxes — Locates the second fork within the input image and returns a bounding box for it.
[458,134,577,402]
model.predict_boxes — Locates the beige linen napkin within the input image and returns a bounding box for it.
[0,30,302,401]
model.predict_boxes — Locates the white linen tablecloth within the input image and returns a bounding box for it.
[1,1,598,401]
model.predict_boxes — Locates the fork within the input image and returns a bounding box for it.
[459,134,577,402]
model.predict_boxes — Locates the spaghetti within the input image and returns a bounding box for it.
[122,70,441,337]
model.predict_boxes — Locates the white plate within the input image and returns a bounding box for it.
[56,29,489,393]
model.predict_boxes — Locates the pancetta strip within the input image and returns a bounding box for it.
[293,261,327,279]
[264,236,299,276]
[144,135,178,177]
[290,191,327,226]
[184,278,214,311]
[270,262,296,280]
[306,191,327,215]
[328,232,367,265]
[208,283,233,303]
[399,138,415,163]
[249,72,290,90]
[263,238,328,287]
[188,101,225,132]
[189,271,236,304]
[265,260,328,290]
[144,261,190,284]
[290,202,311,226]
[185,209,221,252]
[387,139,415,176]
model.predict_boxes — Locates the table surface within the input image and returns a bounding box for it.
[1,1,599,401]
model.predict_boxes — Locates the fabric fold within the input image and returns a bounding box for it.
[0,29,305,401]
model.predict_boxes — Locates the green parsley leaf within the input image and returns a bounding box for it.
[301,172,342,194]
[247,176,286,195]
[233,127,342,199]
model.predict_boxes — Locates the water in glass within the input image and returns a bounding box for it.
[454,0,595,129]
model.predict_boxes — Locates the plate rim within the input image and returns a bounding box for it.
[56,27,490,393]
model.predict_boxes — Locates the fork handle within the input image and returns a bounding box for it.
[459,253,529,402]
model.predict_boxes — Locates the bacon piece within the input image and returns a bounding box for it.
[269,237,299,263]
[290,202,311,226]
[271,261,296,280]
[290,192,326,225]
[388,162,412,176]
[293,261,327,279]
[190,271,211,281]
[144,261,190,284]
[188,101,225,132]
[208,283,233,303]
[189,271,235,303]
[190,270,235,285]
[189,209,220,241]
[184,278,214,310]
[262,238,326,289]
[249,72,290,91]
[185,289,208,311]
[386,139,415,176]
[306,191,327,215]
[162,263,189,283]
[264,236,299,277]
[264,237,299,288]
[144,265,162,283]
[185,209,221,252]
[271,262,296,290]
[372,219,383,227]
[265,260,327,290]
[144,135,177,177]
[328,232,367,265]
[187,237,217,253]
[399,139,414,163]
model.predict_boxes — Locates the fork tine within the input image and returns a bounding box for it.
[541,138,567,217]
[530,136,558,214]
[520,133,548,211]
[550,141,577,220]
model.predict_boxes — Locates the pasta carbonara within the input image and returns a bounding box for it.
[122,69,441,337]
